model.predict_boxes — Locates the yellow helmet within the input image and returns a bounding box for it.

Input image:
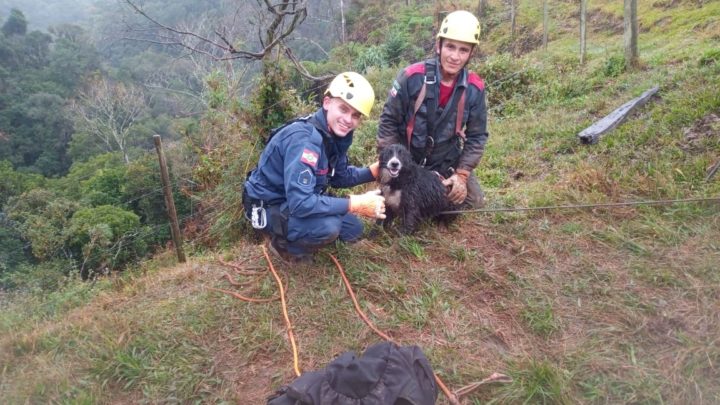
[325,71,375,117]
[437,10,480,45]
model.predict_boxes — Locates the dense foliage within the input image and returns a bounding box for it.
[0,8,191,287]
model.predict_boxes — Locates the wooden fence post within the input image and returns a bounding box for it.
[624,0,639,68]
[543,0,549,51]
[510,0,517,39]
[153,135,186,263]
[580,0,587,64]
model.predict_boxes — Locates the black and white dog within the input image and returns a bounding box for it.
[377,144,461,234]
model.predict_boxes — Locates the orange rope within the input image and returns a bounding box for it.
[220,271,289,295]
[328,254,393,341]
[213,249,505,398]
[220,273,254,287]
[208,286,279,303]
[263,245,301,377]
[218,257,265,275]
[328,253,460,405]
[210,249,300,376]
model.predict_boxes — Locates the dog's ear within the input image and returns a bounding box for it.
[399,145,413,162]
[378,148,389,164]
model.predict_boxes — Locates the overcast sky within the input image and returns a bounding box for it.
[0,0,100,30]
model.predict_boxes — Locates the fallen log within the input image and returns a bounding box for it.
[578,85,659,144]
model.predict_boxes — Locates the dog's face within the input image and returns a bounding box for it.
[378,144,414,184]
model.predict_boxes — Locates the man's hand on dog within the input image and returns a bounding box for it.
[368,161,380,179]
[443,169,470,205]
[349,189,386,219]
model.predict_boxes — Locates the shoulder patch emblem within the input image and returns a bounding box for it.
[390,80,401,97]
[298,168,313,186]
[300,149,319,167]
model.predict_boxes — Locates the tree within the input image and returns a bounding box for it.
[0,160,45,208]
[476,0,488,37]
[70,77,147,164]
[122,0,330,81]
[510,0,517,39]
[477,0,487,19]
[2,8,27,37]
[543,0,549,51]
[0,92,74,175]
[21,31,52,69]
[123,0,306,61]
[50,152,126,201]
[580,0,587,65]
[123,153,190,231]
[0,215,29,278]
[45,24,101,92]
[5,188,79,261]
[67,205,147,278]
[339,0,346,43]
[624,0,639,68]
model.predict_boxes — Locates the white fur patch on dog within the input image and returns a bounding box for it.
[381,185,402,210]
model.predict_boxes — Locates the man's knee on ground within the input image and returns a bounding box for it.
[338,214,364,242]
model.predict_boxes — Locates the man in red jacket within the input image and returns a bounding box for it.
[377,10,488,208]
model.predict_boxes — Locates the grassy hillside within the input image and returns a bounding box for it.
[2,0,719,403]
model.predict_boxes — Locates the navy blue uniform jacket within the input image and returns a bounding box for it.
[244,108,375,218]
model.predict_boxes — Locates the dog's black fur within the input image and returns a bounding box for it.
[377,144,461,234]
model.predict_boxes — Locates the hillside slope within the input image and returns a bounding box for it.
[2,0,720,403]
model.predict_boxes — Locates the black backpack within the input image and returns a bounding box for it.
[267,341,438,405]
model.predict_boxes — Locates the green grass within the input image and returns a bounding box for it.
[2,1,720,403]
[397,235,428,260]
[488,359,572,405]
[521,294,560,338]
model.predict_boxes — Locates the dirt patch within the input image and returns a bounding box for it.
[231,354,290,403]
[653,0,706,9]
[498,26,543,57]
[650,15,674,30]
[680,112,720,151]
[645,315,687,343]
[587,8,624,35]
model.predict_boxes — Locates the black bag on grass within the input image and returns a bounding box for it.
[267,341,438,405]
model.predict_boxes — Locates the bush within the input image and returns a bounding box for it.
[67,205,148,277]
[603,55,627,77]
[6,189,79,261]
[51,153,126,201]
[698,48,720,66]
[248,62,298,140]
[354,45,388,72]
[0,258,77,291]
[0,160,46,208]
[0,216,29,276]
[474,54,539,116]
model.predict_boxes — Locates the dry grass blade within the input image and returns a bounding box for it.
[455,372,514,398]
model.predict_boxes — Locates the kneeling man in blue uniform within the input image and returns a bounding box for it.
[243,72,385,263]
